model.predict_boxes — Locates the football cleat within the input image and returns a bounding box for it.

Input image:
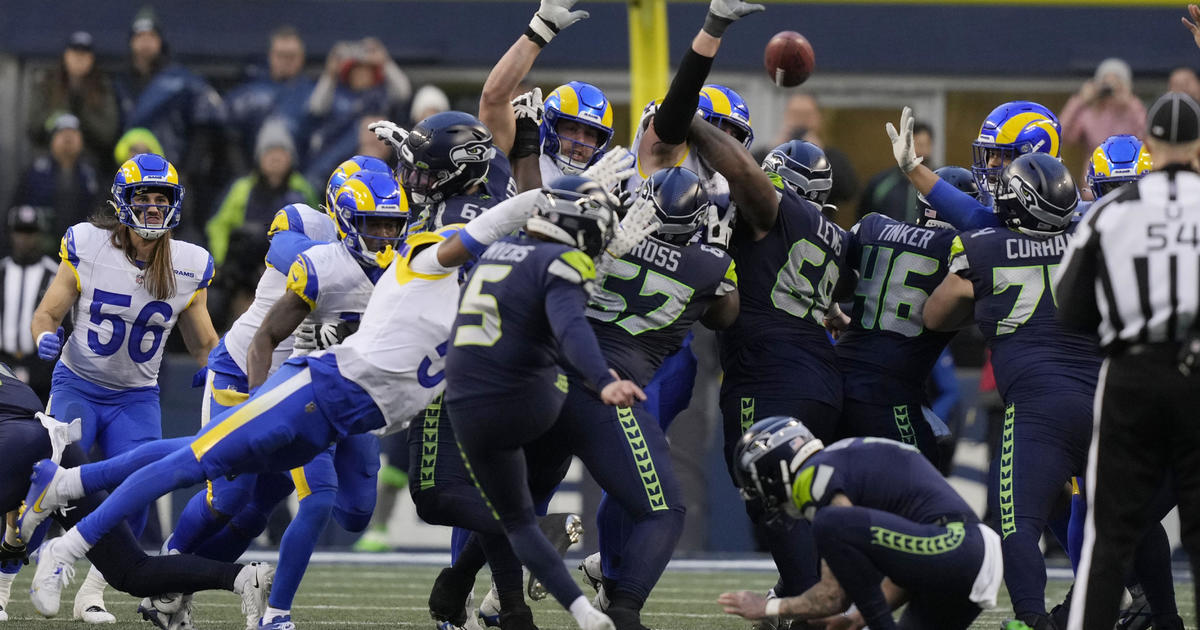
[476,586,501,628]
[75,603,116,624]
[138,597,171,630]
[527,513,584,600]
[1115,584,1154,630]
[429,567,474,627]
[235,562,273,630]
[498,604,537,630]
[0,604,7,622]
[605,606,648,630]
[260,614,297,630]
[29,537,76,617]
[17,460,73,543]
[169,594,195,630]
[578,607,615,630]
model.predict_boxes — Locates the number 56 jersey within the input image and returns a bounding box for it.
[949,225,1101,400]
[60,222,214,389]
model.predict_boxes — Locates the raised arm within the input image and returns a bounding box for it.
[688,116,779,238]
[479,0,587,155]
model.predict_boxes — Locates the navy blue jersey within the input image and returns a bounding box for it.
[793,437,976,524]
[0,362,43,422]
[721,188,849,398]
[837,214,958,403]
[586,237,737,386]
[949,226,1102,400]
[409,153,515,234]
[446,236,611,403]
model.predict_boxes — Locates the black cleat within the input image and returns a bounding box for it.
[607,606,650,630]
[429,567,474,626]
[527,513,583,600]
[498,604,538,630]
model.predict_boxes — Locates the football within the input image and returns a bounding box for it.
[764,30,815,87]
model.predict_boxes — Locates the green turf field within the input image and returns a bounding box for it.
[3,563,1193,629]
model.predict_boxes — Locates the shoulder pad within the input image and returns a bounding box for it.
[547,249,596,285]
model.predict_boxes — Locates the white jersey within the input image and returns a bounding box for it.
[284,242,377,358]
[625,113,731,202]
[221,204,337,375]
[539,154,567,187]
[329,228,461,435]
[60,222,214,389]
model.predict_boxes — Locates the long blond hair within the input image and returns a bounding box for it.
[90,210,176,300]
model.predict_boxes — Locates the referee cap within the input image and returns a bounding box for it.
[1147,92,1200,144]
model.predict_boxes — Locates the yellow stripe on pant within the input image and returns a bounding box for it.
[190,368,314,461]
[291,467,312,501]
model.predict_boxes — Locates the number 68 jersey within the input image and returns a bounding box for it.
[59,222,214,390]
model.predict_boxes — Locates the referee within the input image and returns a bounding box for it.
[1057,91,1200,630]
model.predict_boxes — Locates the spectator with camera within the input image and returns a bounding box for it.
[226,25,316,168]
[304,37,412,189]
[12,113,101,242]
[25,31,120,173]
[1061,58,1147,157]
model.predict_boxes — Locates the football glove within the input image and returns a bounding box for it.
[368,120,409,159]
[36,327,64,361]
[705,203,736,248]
[0,540,27,564]
[580,147,637,193]
[528,0,590,46]
[704,0,765,37]
[885,106,924,174]
[294,321,359,352]
[605,193,662,260]
[511,87,544,160]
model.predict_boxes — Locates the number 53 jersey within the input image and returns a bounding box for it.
[59,222,214,389]
[949,225,1101,400]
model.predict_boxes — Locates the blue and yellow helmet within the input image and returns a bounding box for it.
[541,81,615,175]
[698,85,754,150]
[326,155,391,213]
[971,101,1061,196]
[1086,134,1152,200]
[110,153,184,240]
[332,171,409,268]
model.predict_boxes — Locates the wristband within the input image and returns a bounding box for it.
[702,11,732,38]
[764,599,781,618]
[526,14,558,47]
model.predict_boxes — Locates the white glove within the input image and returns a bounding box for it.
[528,0,589,45]
[885,107,924,174]
[511,87,544,126]
[368,120,409,159]
[293,322,344,352]
[605,193,662,259]
[708,0,766,21]
[705,203,736,248]
[580,147,637,192]
[36,412,81,465]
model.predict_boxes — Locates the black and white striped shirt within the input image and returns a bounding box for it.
[0,255,58,359]
[1057,165,1200,353]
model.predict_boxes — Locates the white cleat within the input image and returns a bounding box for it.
[168,593,194,630]
[28,538,77,617]
[236,562,273,630]
[74,603,116,624]
[578,552,609,611]
[0,604,7,622]
[578,607,615,630]
[17,460,72,543]
[476,586,500,628]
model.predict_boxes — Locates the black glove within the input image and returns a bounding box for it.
[0,540,28,564]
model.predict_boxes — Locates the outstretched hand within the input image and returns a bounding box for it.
[605,192,662,259]
[1185,4,1200,50]
[885,107,924,174]
[368,120,409,159]
[717,590,769,620]
[581,147,637,192]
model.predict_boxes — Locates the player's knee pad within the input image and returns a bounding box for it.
[333,506,373,533]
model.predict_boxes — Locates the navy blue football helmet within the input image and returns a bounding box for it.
[732,416,825,525]
[527,176,620,258]
[398,111,495,205]
[916,166,987,230]
[637,167,710,246]
[995,153,1079,238]
[761,140,833,205]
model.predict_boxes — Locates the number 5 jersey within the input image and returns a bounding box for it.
[59,222,214,389]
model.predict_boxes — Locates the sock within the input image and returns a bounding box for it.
[569,596,598,626]
[74,565,108,607]
[60,466,85,499]
[0,570,14,607]
[264,606,290,621]
[269,491,334,610]
[58,527,92,562]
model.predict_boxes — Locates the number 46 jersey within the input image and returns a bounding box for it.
[60,222,214,389]
[836,214,957,403]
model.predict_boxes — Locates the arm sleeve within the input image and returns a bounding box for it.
[308,74,337,116]
[267,231,319,271]
[652,48,714,145]
[1054,215,1103,332]
[929,350,960,422]
[544,280,616,392]
[925,179,1001,230]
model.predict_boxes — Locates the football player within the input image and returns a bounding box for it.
[831,165,980,464]
[1085,133,1153,200]
[444,177,649,630]
[537,167,738,630]
[688,115,851,602]
[922,153,1091,629]
[718,417,1003,630]
[0,362,272,626]
[885,102,1062,229]
[14,183,551,626]
[27,153,219,622]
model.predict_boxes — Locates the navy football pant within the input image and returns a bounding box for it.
[992,394,1091,618]
[812,506,985,630]
[449,382,585,611]
[839,399,940,467]
[0,418,242,597]
[547,379,686,607]
[720,393,840,596]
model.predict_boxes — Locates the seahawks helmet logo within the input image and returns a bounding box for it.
[449,139,495,165]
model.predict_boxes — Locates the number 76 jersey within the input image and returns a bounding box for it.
[60,222,214,389]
